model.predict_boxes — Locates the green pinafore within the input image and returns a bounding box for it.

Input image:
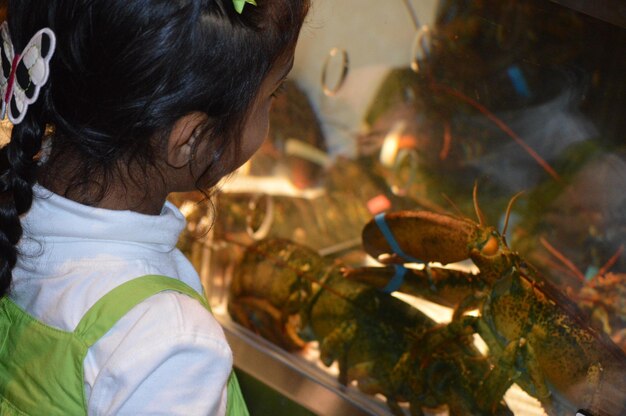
[0,275,248,415]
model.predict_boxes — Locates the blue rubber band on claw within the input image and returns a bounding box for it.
[382,265,407,293]
[374,213,424,264]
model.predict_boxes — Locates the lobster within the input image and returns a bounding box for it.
[346,190,626,416]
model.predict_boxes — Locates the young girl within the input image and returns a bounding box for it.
[0,0,309,414]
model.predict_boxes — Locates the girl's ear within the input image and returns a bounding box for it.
[167,112,209,168]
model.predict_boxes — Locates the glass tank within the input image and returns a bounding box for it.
[172,1,626,415]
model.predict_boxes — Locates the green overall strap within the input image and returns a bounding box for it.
[74,275,208,345]
[74,275,249,416]
[225,374,248,416]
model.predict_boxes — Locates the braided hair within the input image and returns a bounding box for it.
[0,0,310,297]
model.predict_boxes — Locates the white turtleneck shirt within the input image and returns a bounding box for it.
[10,185,230,415]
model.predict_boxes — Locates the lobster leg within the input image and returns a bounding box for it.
[318,320,357,381]
[520,336,557,415]
[347,361,407,416]
[476,338,522,413]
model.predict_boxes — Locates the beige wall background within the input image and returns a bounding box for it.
[291,0,439,156]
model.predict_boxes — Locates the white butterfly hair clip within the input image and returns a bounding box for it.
[0,22,56,125]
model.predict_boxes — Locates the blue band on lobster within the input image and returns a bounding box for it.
[382,265,408,293]
[374,213,424,264]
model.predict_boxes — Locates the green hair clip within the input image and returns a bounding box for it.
[233,0,257,14]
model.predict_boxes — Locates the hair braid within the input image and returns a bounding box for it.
[0,108,45,297]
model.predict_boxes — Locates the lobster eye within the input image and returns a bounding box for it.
[482,235,500,256]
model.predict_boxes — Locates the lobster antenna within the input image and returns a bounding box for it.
[501,190,524,237]
[441,192,464,217]
[472,182,486,227]
[593,244,624,283]
[539,236,585,282]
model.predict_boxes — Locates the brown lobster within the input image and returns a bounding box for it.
[346,191,626,416]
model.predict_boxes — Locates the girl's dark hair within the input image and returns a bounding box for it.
[0,0,310,297]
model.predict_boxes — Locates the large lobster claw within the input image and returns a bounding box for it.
[361,211,489,266]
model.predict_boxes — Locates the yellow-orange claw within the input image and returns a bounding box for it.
[361,211,479,265]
